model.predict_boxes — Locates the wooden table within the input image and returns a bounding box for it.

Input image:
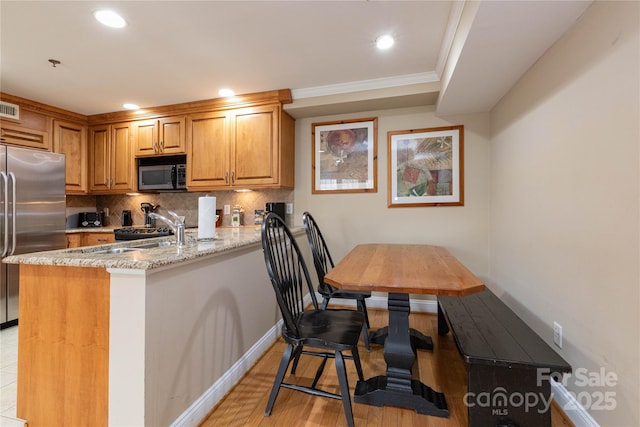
[324,243,485,417]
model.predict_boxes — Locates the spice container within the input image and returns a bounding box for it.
[254,209,264,230]
[231,205,244,227]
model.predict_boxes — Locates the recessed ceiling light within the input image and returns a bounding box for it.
[376,34,394,50]
[218,88,235,97]
[123,103,140,110]
[94,10,127,28]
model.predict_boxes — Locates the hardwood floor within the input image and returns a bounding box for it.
[199,308,575,427]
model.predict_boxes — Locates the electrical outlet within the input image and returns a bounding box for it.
[104,208,109,216]
[553,321,563,348]
[223,205,230,215]
[286,203,293,214]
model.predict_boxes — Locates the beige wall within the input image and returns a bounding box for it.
[293,106,491,295]
[489,2,639,425]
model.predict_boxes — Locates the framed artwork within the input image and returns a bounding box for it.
[312,117,377,194]
[387,125,464,207]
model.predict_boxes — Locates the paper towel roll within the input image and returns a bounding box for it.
[198,196,216,239]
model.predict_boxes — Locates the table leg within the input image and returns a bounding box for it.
[437,299,450,336]
[369,327,434,350]
[354,293,448,417]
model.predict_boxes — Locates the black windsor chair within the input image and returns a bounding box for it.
[302,211,372,351]
[261,213,365,427]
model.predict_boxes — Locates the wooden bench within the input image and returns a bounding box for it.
[438,288,572,427]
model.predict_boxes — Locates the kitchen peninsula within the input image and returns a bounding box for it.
[5,227,305,427]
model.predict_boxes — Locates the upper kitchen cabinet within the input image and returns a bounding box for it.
[88,122,134,194]
[187,104,294,190]
[0,107,51,151]
[52,120,87,194]
[133,116,186,157]
[187,110,228,188]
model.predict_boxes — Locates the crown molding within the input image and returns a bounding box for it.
[292,72,439,100]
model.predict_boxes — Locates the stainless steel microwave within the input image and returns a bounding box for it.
[138,155,187,191]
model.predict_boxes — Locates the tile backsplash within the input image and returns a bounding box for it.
[68,190,293,228]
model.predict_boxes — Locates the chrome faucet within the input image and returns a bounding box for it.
[148,210,185,247]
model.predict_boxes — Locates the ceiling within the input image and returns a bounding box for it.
[0,1,592,119]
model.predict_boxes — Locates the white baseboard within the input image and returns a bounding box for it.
[551,379,600,427]
[170,294,436,426]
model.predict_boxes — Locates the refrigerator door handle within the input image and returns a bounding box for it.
[8,172,16,255]
[1,171,7,257]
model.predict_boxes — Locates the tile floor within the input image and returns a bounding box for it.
[0,325,24,426]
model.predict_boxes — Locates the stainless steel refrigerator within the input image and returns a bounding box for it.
[1,145,66,328]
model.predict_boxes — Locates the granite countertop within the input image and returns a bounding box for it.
[5,227,303,271]
[66,227,116,233]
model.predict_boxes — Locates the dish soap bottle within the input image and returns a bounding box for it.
[231,205,244,227]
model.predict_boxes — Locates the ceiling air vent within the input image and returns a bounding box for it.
[0,101,20,120]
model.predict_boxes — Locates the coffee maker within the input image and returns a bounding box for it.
[141,203,159,227]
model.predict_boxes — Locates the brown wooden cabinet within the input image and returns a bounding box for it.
[66,233,83,248]
[0,109,51,150]
[133,116,185,156]
[53,120,87,194]
[66,232,115,248]
[186,104,294,190]
[88,122,134,193]
[83,233,116,246]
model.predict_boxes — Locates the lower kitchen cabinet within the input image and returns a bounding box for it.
[66,232,115,248]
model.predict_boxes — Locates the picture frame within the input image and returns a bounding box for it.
[312,117,377,194]
[387,125,464,207]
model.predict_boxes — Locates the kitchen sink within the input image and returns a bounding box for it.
[93,247,144,254]
[132,241,175,249]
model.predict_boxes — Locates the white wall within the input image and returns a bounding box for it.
[489,2,639,425]
[293,105,491,297]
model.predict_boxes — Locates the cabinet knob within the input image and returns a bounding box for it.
[159,140,164,151]
[231,171,235,184]
[225,171,229,184]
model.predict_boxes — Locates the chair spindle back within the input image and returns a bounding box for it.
[262,213,318,337]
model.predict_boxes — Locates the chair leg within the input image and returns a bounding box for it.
[335,351,355,427]
[357,298,370,328]
[351,345,364,381]
[290,344,303,374]
[311,354,329,388]
[265,343,294,416]
[361,321,370,352]
[320,296,330,310]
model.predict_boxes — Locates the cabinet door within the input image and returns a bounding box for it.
[134,116,185,156]
[66,234,83,248]
[133,119,159,156]
[88,125,111,192]
[53,120,87,194]
[0,110,51,150]
[158,116,185,154]
[187,111,229,189]
[110,122,134,192]
[231,105,279,187]
[83,233,115,246]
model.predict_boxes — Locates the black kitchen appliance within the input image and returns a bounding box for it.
[79,211,104,227]
[121,210,132,226]
[114,227,174,240]
[141,203,159,227]
[266,202,286,220]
